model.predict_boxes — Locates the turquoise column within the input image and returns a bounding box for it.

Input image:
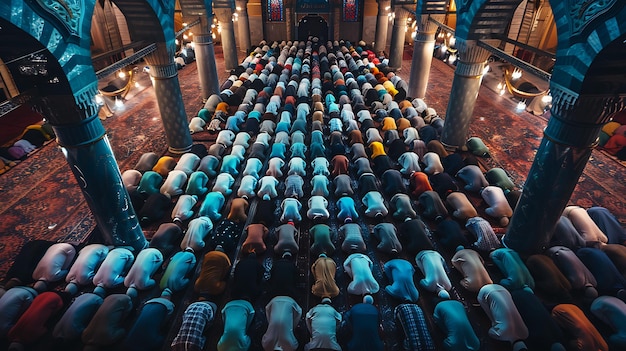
[503,89,622,254]
[53,115,147,252]
[148,61,193,153]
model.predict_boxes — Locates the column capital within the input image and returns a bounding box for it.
[546,84,625,147]
[214,7,235,23]
[416,14,444,35]
[456,38,494,64]
[392,6,410,20]
[149,63,178,80]
[145,42,175,66]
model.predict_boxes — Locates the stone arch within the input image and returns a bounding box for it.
[0,0,100,122]
[550,1,626,96]
[112,0,171,54]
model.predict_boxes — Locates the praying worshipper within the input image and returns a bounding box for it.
[52,289,105,342]
[217,299,256,351]
[0,286,38,338]
[268,252,300,299]
[119,291,175,351]
[343,253,380,295]
[31,242,76,292]
[64,244,109,295]
[261,296,302,351]
[81,293,134,351]
[231,252,264,302]
[342,295,384,351]
[489,248,535,293]
[551,303,609,351]
[311,254,340,299]
[510,289,566,351]
[478,284,529,351]
[304,297,342,351]
[433,299,480,351]
[451,247,493,292]
[194,245,232,297]
[171,300,218,351]
[590,296,626,350]
[7,291,67,351]
[383,258,420,302]
[395,303,436,351]
[415,250,452,299]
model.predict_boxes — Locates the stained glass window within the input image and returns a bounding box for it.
[343,0,358,22]
[268,0,284,22]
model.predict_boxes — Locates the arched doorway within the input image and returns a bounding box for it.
[297,15,328,43]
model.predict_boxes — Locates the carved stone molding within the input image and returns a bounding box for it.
[74,83,101,119]
[546,84,625,147]
[567,0,618,37]
[550,84,625,124]
[194,33,215,44]
[454,61,486,78]
[28,0,82,39]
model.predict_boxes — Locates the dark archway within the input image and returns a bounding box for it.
[297,15,328,43]
[0,18,75,125]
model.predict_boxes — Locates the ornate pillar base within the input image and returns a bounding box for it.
[149,63,193,154]
[53,115,147,252]
[194,33,221,101]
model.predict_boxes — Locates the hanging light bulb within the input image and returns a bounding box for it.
[516,100,526,111]
[118,71,126,79]
[175,39,180,45]
[499,88,506,96]
[511,68,522,80]
[183,34,188,40]
[134,82,140,88]
[448,36,456,47]
[182,22,188,27]
[497,82,503,90]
